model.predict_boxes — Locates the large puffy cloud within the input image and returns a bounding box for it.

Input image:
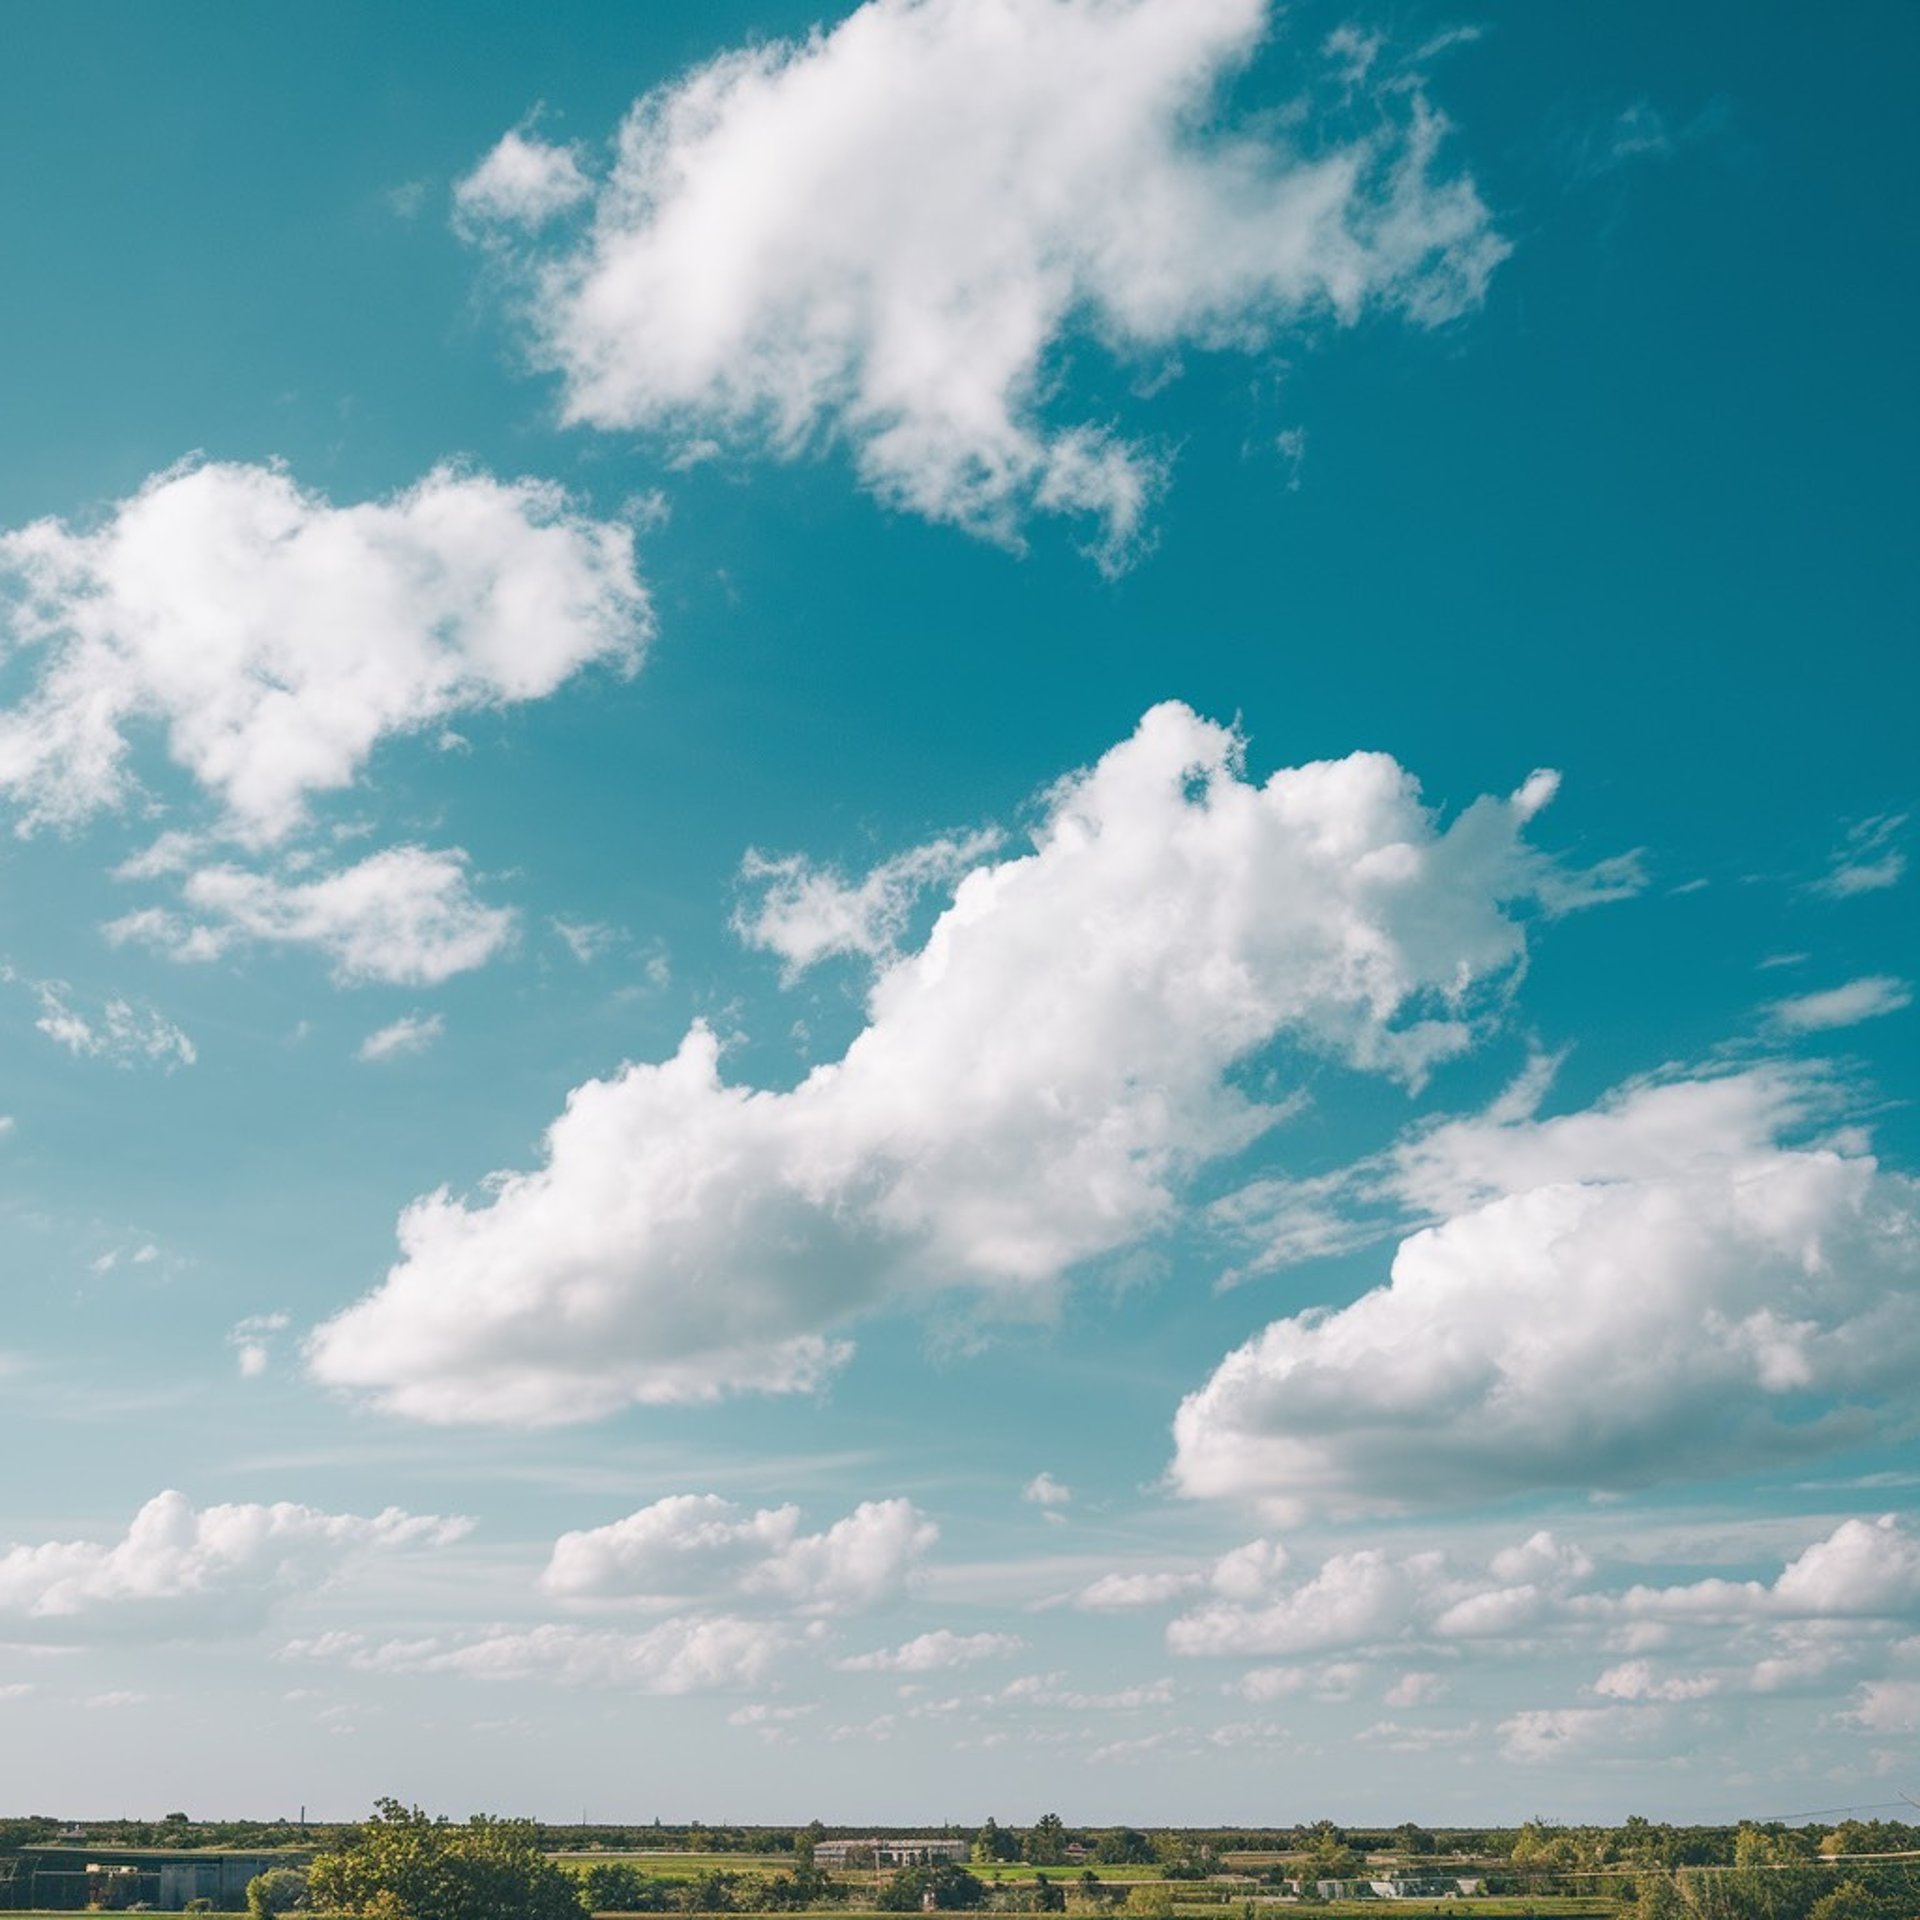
[541,1495,935,1615]
[1168,1546,1441,1657]
[465,0,1505,563]
[309,702,1612,1422]
[107,845,516,986]
[0,460,647,842]
[0,1491,469,1640]
[1603,1514,1920,1626]
[1173,1065,1920,1515]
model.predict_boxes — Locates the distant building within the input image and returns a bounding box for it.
[1304,1877,1484,1902]
[814,1838,971,1871]
[3,1845,310,1912]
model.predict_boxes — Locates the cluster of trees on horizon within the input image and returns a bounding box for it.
[5,1812,1919,1863]
[5,1803,1920,1920]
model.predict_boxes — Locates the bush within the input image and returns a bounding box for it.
[247,1867,310,1917]
[579,1863,675,1912]
[877,1863,990,1911]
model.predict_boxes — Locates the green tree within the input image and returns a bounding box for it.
[759,1864,833,1911]
[246,1866,310,1917]
[1808,1884,1889,1920]
[1025,1817,1069,1867]
[307,1800,587,1920]
[976,1821,1019,1866]
[1628,1872,1690,1920]
[1032,1872,1066,1912]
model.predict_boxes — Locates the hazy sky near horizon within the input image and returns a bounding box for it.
[0,0,1915,1826]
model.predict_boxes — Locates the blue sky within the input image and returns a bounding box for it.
[0,0,1914,1824]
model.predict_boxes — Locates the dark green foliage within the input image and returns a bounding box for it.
[682,1870,742,1911]
[876,1863,989,1911]
[974,1820,1020,1864]
[758,1864,836,1908]
[579,1862,677,1912]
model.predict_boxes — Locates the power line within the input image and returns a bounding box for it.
[1749,1802,1917,1824]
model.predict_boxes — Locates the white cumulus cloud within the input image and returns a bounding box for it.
[478,0,1506,565]
[1606,1515,1920,1625]
[109,846,515,986]
[838,1629,1026,1672]
[1162,1515,1920,1698]
[540,1495,935,1616]
[736,830,1001,976]
[1498,1703,1663,1763]
[0,459,647,842]
[1846,1677,1920,1733]
[1074,1571,1205,1612]
[1172,1065,1920,1515]
[288,1616,785,1693]
[454,127,592,230]
[307,702,1611,1423]
[0,1491,469,1640]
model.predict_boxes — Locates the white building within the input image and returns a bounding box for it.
[815,1838,972,1870]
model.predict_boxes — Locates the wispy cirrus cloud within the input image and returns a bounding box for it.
[1812,813,1906,898]
[17,976,197,1072]
[1766,974,1910,1032]
[357,1014,446,1063]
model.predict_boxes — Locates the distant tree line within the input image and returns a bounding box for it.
[8,1803,1919,1920]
